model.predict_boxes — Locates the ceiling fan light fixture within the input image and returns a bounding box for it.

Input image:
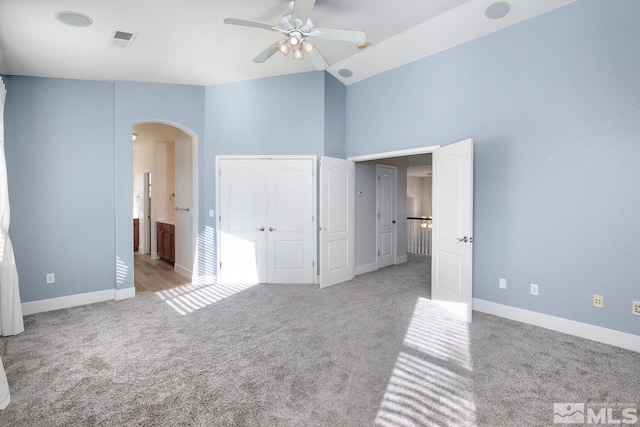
[288,32,301,47]
[278,41,290,56]
[301,40,314,54]
[292,49,304,60]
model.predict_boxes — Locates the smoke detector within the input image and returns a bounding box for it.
[109,30,138,48]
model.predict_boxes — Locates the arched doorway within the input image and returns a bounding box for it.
[131,121,198,293]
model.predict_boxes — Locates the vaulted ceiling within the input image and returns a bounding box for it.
[0,0,574,86]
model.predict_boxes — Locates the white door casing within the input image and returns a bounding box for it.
[142,172,151,255]
[174,135,193,278]
[431,138,474,322]
[377,164,396,269]
[218,157,315,284]
[320,156,355,288]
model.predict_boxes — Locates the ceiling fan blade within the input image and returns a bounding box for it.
[313,28,367,44]
[307,48,329,71]
[253,41,282,63]
[291,0,316,25]
[224,18,277,32]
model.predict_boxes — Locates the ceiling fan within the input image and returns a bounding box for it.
[224,0,367,70]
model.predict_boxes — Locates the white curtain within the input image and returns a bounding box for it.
[0,77,23,336]
[1,76,24,409]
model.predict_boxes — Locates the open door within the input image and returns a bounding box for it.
[431,138,473,322]
[320,156,355,288]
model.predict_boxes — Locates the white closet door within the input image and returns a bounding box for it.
[218,159,267,284]
[266,159,314,283]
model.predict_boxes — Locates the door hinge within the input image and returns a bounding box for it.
[219,261,222,269]
[219,215,221,222]
[377,250,380,256]
[377,212,380,218]
[312,260,315,268]
[378,175,381,181]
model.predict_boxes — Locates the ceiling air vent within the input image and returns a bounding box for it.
[109,29,137,48]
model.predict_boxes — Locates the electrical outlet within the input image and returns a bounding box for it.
[46,273,55,284]
[593,294,604,308]
[499,278,507,289]
[530,283,538,296]
[633,301,640,316]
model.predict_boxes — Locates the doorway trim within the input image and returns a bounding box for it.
[348,145,441,162]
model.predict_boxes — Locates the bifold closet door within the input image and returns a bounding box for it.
[218,158,314,284]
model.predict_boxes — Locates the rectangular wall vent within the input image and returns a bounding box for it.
[109,29,138,48]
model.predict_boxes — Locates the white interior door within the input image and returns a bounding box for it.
[266,159,314,283]
[320,156,355,288]
[431,138,473,322]
[377,164,396,269]
[174,136,193,278]
[218,159,267,284]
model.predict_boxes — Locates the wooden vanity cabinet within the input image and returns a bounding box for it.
[156,222,175,263]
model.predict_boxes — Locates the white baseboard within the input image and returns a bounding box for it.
[23,287,136,315]
[174,263,192,280]
[23,289,114,315]
[355,262,378,276]
[115,287,135,301]
[473,298,640,353]
[396,255,408,264]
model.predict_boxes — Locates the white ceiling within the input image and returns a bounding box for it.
[0,0,574,86]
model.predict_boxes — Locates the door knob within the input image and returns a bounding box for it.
[456,236,473,243]
[392,220,396,224]
[257,227,265,231]
[268,227,275,232]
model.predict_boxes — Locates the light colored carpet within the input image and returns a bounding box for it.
[0,254,638,426]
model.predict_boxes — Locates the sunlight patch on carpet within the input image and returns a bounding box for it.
[156,281,257,315]
[404,298,472,370]
[375,297,476,426]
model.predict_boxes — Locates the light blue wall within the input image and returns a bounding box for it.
[3,77,205,301]
[346,0,640,334]
[114,81,205,289]
[3,76,115,302]
[323,73,346,158]
[205,72,325,156]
